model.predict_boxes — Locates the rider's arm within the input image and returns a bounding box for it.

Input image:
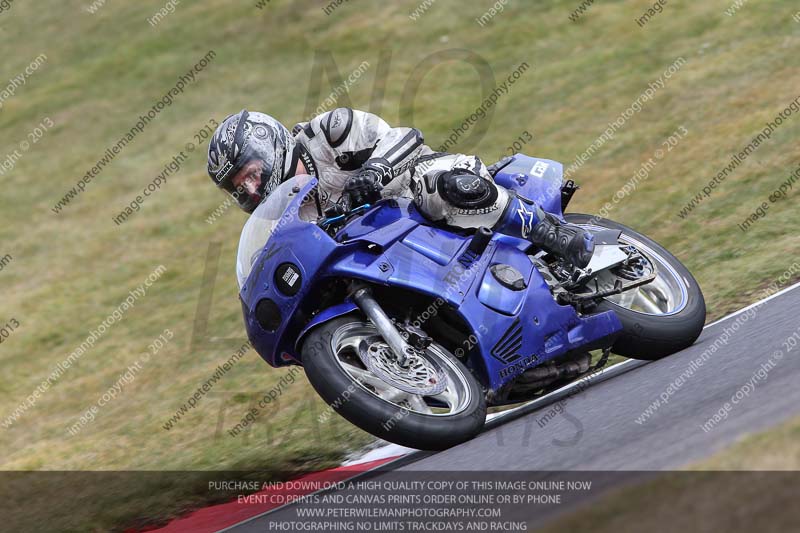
[318,108,425,185]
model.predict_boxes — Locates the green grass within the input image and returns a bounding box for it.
[1,0,799,530]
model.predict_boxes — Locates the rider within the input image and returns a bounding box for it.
[206,108,594,268]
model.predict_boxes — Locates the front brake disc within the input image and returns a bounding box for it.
[357,336,447,396]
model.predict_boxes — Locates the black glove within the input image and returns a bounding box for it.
[344,168,383,207]
[486,156,513,177]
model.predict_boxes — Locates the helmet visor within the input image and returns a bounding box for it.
[219,180,261,213]
[219,156,271,214]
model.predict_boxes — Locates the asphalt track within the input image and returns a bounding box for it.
[225,281,800,531]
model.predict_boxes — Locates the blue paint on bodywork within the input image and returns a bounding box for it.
[239,155,622,397]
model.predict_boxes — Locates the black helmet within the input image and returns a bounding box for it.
[207,110,297,213]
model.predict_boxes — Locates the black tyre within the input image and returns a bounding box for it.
[565,214,706,360]
[301,316,486,450]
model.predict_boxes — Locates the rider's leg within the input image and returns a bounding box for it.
[413,166,594,268]
[493,193,595,268]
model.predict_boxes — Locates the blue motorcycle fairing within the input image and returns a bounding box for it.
[494,155,565,219]
[239,178,338,367]
[239,155,623,396]
[477,245,534,315]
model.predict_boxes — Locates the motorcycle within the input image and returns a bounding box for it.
[236,154,706,450]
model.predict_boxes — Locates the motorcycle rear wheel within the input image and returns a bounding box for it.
[565,214,706,360]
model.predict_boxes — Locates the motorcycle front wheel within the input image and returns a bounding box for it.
[565,213,706,360]
[301,316,486,450]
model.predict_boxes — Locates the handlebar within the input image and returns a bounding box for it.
[318,202,372,230]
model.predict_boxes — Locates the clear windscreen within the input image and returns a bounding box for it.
[236,175,317,288]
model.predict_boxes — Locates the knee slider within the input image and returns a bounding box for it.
[439,169,498,209]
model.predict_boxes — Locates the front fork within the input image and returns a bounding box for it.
[350,283,416,366]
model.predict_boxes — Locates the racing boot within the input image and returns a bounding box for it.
[495,195,595,269]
